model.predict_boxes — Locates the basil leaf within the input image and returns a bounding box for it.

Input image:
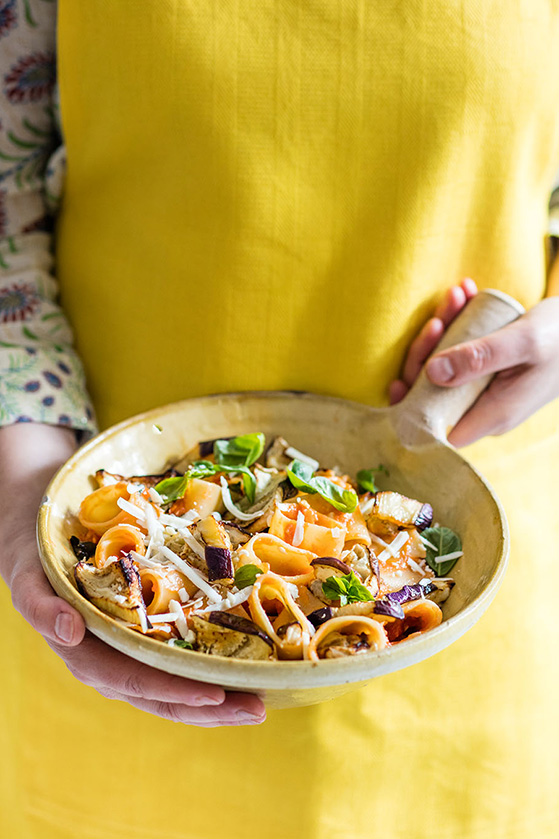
[422,526,462,576]
[214,433,265,468]
[189,460,221,479]
[312,476,358,513]
[234,564,263,589]
[216,464,257,504]
[153,474,191,504]
[357,465,389,494]
[170,639,194,649]
[286,460,358,513]
[287,459,316,490]
[153,461,219,503]
[322,571,375,606]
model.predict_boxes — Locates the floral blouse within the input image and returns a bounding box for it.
[0,0,557,436]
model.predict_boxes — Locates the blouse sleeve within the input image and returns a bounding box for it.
[0,0,96,434]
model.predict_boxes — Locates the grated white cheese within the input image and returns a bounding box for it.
[168,599,189,638]
[158,545,222,603]
[433,550,463,563]
[285,447,320,471]
[358,496,375,517]
[148,612,179,624]
[182,528,206,559]
[219,477,266,521]
[420,535,438,551]
[144,502,164,546]
[148,487,164,505]
[292,510,305,547]
[370,532,398,557]
[178,587,189,603]
[195,585,254,614]
[117,496,147,525]
[129,549,161,569]
[407,557,425,576]
[159,511,200,530]
[138,609,149,633]
[377,531,409,563]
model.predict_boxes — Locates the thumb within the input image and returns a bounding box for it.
[11,565,86,647]
[425,317,533,386]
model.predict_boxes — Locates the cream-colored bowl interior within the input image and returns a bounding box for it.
[37,391,508,709]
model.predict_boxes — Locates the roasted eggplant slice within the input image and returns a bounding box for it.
[222,522,252,547]
[70,536,96,562]
[306,606,335,628]
[368,491,433,531]
[264,436,292,470]
[74,554,149,626]
[309,557,353,602]
[191,613,273,660]
[342,543,378,588]
[310,557,352,580]
[196,515,233,581]
[422,577,455,604]
[95,468,178,489]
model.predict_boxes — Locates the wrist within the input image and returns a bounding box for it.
[0,423,78,536]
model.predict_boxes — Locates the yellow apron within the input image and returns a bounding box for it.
[2,2,559,836]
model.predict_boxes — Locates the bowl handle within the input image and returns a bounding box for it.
[392,289,525,446]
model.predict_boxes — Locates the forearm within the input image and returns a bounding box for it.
[0,422,77,581]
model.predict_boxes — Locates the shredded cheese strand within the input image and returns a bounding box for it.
[158,545,222,603]
[219,477,266,521]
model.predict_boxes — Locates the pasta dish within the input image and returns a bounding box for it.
[70,433,462,661]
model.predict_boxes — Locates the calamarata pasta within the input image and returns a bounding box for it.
[70,433,462,661]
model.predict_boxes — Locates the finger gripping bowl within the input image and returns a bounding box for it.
[37,291,522,709]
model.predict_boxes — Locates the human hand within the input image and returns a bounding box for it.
[0,423,266,727]
[388,279,559,446]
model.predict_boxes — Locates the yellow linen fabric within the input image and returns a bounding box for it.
[1,2,559,837]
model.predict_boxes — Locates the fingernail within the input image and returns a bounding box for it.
[427,356,454,383]
[55,612,74,643]
[196,695,224,706]
[235,710,264,723]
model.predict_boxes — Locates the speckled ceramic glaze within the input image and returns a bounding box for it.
[37,291,522,709]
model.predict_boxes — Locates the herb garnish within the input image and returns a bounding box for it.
[422,526,462,576]
[286,460,358,513]
[169,639,194,649]
[234,564,264,589]
[154,433,266,505]
[322,571,375,606]
[214,433,265,468]
[356,464,389,493]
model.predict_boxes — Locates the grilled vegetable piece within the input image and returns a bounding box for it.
[307,606,335,628]
[222,522,252,547]
[422,577,455,604]
[191,613,273,660]
[196,515,233,580]
[264,436,292,470]
[369,491,433,531]
[95,468,178,489]
[309,557,352,602]
[74,554,149,626]
[342,543,377,586]
[310,557,352,580]
[70,536,96,562]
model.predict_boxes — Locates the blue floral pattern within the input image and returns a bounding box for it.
[0,1,17,39]
[0,0,95,434]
